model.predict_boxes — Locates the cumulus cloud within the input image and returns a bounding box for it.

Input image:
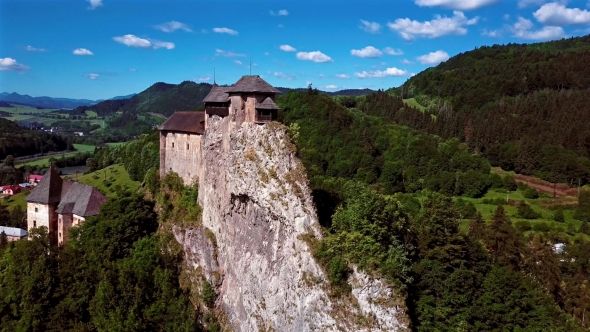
[518,0,548,8]
[270,9,289,16]
[198,75,210,82]
[414,0,497,10]
[325,85,338,89]
[88,0,102,9]
[416,50,450,65]
[512,17,565,40]
[113,35,175,49]
[73,48,94,55]
[354,67,408,78]
[296,51,333,63]
[533,3,590,26]
[213,27,238,35]
[359,20,381,33]
[215,49,246,57]
[482,28,502,37]
[87,73,99,80]
[351,46,383,58]
[336,74,350,79]
[25,45,45,52]
[274,71,296,80]
[0,58,30,71]
[383,47,403,55]
[388,11,478,40]
[401,59,414,65]
[280,45,297,52]
[154,21,192,32]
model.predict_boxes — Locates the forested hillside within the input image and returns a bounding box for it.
[388,35,590,185]
[278,89,589,330]
[0,118,69,160]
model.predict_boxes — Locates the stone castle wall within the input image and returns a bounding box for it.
[27,202,58,242]
[160,131,203,185]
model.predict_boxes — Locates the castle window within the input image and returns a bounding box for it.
[35,207,38,212]
[33,220,36,228]
[172,142,175,148]
[187,143,189,150]
[59,232,61,238]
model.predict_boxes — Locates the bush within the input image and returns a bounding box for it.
[503,175,518,191]
[580,222,590,235]
[517,201,541,219]
[514,220,532,232]
[523,187,539,199]
[482,197,506,205]
[533,222,551,232]
[455,198,477,219]
[553,209,565,223]
[489,174,503,189]
[328,257,350,285]
[201,280,216,308]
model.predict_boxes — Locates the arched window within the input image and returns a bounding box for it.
[33,220,36,228]
[187,143,189,150]
[172,142,175,148]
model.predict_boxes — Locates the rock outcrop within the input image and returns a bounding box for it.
[173,116,409,331]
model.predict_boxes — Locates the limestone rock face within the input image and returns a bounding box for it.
[174,116,409,331]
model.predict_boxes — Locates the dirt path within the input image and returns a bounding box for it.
[513,174,578,198]
[147,112,167,119]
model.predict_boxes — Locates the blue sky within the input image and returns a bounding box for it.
[1,0,590,100]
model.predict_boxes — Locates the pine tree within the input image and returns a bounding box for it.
[485,205,526,269]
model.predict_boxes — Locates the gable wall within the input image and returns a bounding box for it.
[160,131,203,185]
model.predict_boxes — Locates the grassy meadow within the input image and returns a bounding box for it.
[69,164,141,197]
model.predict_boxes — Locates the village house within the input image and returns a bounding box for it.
[158,75,281,183]
[26,168,107,246]
[0,185,21,196]
[29,174,43,184]
[0,226,27,241]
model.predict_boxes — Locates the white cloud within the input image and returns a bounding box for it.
[416,50,450,65]
[325,85,338,89]
[129,68,137,72]
[388,11,478,40]
[512,17,565,40]
[213,27,238,35]
[351,46,382,58]
[0,58,30,71]
[354,67,408,78]
[198,75,210,82]
[336,74,350,79]
[534,3,590,26]
[201,29,209,34]
[270,9,289,16]
[359,20,381,33]
[154,21,192,32]
[215,49,246,57]
[274,71,296,80]
[415,0,497,10]
[280,45,297,52]
[233,60,243,66]
[383,47,403,55]
[112,35,175,49]
[296,51,333,63]
[265,52,270,56]
[401,59,414,65]
[87,73,99,80]
[88,0,102,9]
[482,28,502,37]
[73,48,94,55]
[518,0,548,9]
[503,14,510,20]
[25,45,45,52]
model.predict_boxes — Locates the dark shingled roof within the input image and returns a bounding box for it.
[157,111,206,134]
[203,85,232,103]
[55,182,107,217]
[226,75,281,94]
[26,168,63,204]
[256,97,280,110]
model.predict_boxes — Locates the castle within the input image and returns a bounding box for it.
[158,75,281,184]
[26,168,107,246]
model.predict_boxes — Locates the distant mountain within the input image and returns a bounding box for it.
[276,87,375,97]
[0,92,138,109]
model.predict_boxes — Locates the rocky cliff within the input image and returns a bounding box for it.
[172,116,409,331]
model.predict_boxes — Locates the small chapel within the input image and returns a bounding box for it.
[26,168,107,246]
[158,75,281,184]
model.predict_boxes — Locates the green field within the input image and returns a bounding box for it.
[70,164,140,197]
[85,110,98,117]
[17,144,96,167]
[403,98,426,112]
[0,191,28,212]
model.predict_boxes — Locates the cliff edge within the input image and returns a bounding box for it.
[173,116,409,331]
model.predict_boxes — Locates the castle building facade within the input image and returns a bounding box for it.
[158,75,281,184]
[26,168,107,246]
